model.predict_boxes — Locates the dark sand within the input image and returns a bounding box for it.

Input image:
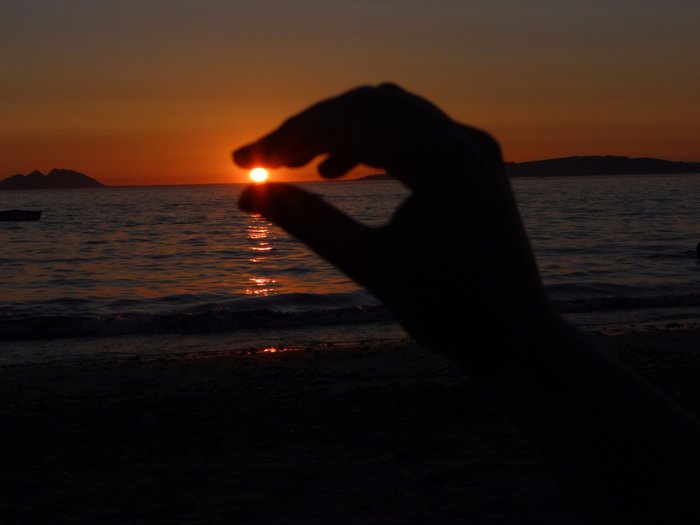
[2,326,700,524]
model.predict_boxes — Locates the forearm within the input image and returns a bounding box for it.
[470,316,700,523]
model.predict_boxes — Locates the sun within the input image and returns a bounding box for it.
[249,167,269,183]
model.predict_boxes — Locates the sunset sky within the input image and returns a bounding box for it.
[2,0,699,185]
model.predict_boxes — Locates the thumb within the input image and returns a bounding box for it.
[238,182,373,282]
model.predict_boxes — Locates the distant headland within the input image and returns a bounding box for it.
[355,156,700,181]
[0,169,105,190]
[505,156,700,177]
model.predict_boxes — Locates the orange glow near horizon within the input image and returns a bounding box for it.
[2,2,699,186]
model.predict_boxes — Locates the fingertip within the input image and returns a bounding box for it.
[238,181,289,216]
[237,184,254,212]
[232,146,254,168]
[238,183,269,213]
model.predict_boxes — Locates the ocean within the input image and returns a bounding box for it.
[2,174,700,345]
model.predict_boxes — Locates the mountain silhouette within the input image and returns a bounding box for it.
[355,156,700,181]
[0,169,105,190]
[505,156,700,177]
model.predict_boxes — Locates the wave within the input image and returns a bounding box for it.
[0,292,385,341]
[0,304,392,341]
[554,293,700,313]
[3,290,700,341]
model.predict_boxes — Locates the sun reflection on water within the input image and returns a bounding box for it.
[245,214,279,296]
[254,345,302,355]
[245,276,277,295]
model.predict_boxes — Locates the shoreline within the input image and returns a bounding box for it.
[3,323,700,522]
[2,313,700,368]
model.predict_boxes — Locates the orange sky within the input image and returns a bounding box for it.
[2,1,699,185]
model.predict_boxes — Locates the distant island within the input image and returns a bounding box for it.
[355,173,393,181]
[0,169,105,190]
[505,156,700,177]
[355,156,700,181]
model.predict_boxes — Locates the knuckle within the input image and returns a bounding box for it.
[461,126,503,161]
[281,114,303,129]
[344,85,380,105]
[477,130,502,157]
[376,82,403,92]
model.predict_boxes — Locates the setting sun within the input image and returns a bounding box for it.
[249,167,269,183]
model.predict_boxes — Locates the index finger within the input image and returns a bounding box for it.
[233,85,386,169]
[237,109,468,190]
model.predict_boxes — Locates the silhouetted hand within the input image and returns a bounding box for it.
[234,84,700,523]
[233,83,552,374]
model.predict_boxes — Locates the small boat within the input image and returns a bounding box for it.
[0,209,42,221]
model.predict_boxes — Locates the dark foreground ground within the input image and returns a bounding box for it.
[2,327,700,524]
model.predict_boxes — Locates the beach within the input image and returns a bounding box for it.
[3,323,700,523]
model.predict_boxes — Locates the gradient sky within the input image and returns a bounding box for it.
[2,0,699,185]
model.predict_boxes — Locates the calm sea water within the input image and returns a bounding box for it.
[2,174,700,340]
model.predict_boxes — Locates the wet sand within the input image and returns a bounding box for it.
[2,326,700,523]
